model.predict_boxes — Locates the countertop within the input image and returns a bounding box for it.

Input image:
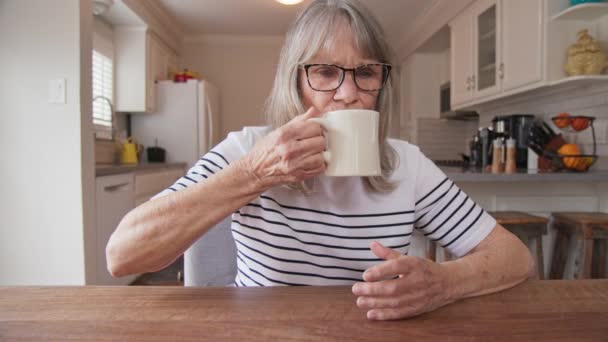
[95,163,608,181]
[440,167,608,182]
[96,162,187,177]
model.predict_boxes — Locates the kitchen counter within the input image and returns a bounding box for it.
[96,162,187,177]
[440,167,608,182]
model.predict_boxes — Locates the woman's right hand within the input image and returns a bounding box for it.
[239,107,327,190]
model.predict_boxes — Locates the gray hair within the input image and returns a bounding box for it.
[264,0,398,192]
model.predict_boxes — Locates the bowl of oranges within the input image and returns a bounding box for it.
[548,113,598,172]
[552,143,597,172]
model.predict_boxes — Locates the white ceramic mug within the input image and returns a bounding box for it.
[309,109,381,177]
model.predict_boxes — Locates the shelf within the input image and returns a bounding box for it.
[551,3,608,21]
[454,75,608,112]
[549,75,608,87]
[479,29,496,41]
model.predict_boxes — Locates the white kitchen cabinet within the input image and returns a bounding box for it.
[115,28,179,113]
[450,10,474,106]
[150,33,178,82]
[166,53,179,78]
[450,0,544,108]
[501,0,543,92]
[95,173,136,285]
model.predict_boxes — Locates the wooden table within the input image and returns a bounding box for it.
[1,280,607,341]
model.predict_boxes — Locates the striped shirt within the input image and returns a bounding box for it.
[155,126,496,286]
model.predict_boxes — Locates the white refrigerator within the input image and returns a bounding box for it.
[132,80,221,167]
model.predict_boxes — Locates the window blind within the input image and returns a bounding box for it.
[92,50,113,139]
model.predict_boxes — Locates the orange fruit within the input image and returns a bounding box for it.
[571,117,590,131]
[574,157,588,171]
[553,113,570,129]
[557,143,581,169]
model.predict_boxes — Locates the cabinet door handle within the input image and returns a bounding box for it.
[466,77,471,91]
[498,63,505,79]
[104,182,130,192]
[471,75,476,90]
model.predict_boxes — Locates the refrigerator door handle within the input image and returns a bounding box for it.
[207,99,213,151]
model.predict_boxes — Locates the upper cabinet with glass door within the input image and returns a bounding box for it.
[474,0,500,98]
[450,0,544,108]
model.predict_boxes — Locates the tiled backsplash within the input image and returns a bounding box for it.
[416,118,478,160]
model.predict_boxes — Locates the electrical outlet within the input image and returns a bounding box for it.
[48,79,66,104]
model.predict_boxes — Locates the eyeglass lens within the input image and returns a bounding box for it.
[307,64,387,91]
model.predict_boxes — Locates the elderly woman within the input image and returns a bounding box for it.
[107,0,533,320]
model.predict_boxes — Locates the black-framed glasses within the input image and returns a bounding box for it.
[301,63,392,92]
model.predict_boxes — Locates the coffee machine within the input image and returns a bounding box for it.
[491,115,535,168]
[468,114,536,170]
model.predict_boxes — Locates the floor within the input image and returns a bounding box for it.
[130,256,184,286]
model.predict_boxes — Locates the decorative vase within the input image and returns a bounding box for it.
[564,29,608,76]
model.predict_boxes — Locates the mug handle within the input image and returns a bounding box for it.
[308,118,331,164]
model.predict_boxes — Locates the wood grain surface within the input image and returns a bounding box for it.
[1,280,607,341]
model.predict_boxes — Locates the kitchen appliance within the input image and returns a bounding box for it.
[491,114,535,168]
[120,137,141,164]
[132,80,221,167]
[479,127,492,170]
[468,127,494,170]
[440,82,479,120]
[147,139,166,163]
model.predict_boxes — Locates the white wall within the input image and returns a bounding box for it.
[400,49,476,157]
[0,0,95,285]
[181,35,283,138]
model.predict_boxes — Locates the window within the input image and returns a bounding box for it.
[92,50,113,139]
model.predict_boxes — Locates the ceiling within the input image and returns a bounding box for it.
[156,0,434,46]
[103,0,145,26]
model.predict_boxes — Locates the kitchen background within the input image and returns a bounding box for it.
[1,0,607,286]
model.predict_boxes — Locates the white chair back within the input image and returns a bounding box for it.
[184,216,237,286]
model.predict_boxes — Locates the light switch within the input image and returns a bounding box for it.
[49,78,66,104]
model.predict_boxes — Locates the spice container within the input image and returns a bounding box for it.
[491,138,504,174]
[505,138,517,174]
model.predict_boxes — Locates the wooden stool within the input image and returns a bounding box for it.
[549,212,608,280]
[490,211,548,279]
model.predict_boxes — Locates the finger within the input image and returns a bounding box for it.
[370,241,401,261]
[291,136,326,159]
[367,306,422,321]
[352,278,405,297]
[356,292,416,310]
[286,156,326,182]
[291,120,324,140]
[363,257,415,283]
[362,242,408,282]
[298,106,322,121]
[294,152,325,172]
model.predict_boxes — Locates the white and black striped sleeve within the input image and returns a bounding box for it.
[412,149,496,257]
[152,127,265,199]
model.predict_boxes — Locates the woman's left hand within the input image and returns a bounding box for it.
[352,241,454,320]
